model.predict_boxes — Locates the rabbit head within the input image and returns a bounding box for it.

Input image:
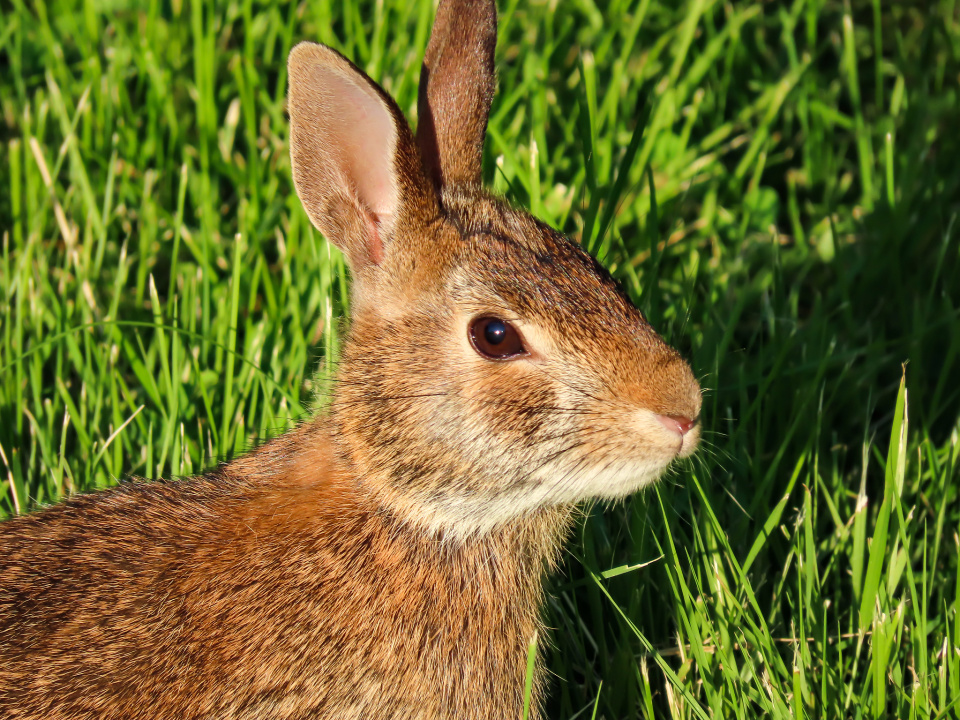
[288,0,701,537]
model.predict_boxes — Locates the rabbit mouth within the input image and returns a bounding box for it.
[498,410,702,509]
[653,412,701,459]
[642,410,701,464]
[544,408,701,501]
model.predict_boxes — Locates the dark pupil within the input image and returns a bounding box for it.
[484,320,507,345]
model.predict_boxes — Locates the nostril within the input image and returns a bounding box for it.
[656,414,697,436]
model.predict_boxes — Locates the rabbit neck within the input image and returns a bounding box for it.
[230,414,575,564]
[333,416,577,541]
[222,419,574,716]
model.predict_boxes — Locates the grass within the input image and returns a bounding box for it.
[1,0,959,717]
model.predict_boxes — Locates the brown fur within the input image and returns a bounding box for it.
[0,1,701,717]
[1,423,569,718]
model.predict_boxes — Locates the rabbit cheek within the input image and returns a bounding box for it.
[460,362,554,450]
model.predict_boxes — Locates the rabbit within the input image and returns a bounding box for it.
[0,0,701,717]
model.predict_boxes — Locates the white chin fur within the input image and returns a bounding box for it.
[410,410,698,540]
[422,454,680,540]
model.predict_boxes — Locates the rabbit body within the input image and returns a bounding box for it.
[0,0,702,717]
[1,423,569,719]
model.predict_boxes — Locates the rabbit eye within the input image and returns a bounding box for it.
[469,317,527,360]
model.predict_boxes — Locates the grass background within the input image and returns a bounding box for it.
[1,0,959,717]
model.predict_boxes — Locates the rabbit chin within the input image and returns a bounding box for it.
[419,458,674,539]
[414,418,692,538]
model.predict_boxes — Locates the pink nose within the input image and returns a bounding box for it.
[656,414,697,436]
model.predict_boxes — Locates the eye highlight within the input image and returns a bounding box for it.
[469,317,527,360]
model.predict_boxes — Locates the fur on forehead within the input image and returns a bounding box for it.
[439,188,644,328]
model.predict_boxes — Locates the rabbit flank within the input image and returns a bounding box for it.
[0,0,701,718]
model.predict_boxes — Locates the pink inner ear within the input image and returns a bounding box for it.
[323,74,398,223]
[290,41,434,271]
[364,212,384,265]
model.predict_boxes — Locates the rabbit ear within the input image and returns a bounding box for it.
[416,0,497,190]
[288,42,436,270]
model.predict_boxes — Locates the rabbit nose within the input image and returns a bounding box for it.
[655,414,697,437]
